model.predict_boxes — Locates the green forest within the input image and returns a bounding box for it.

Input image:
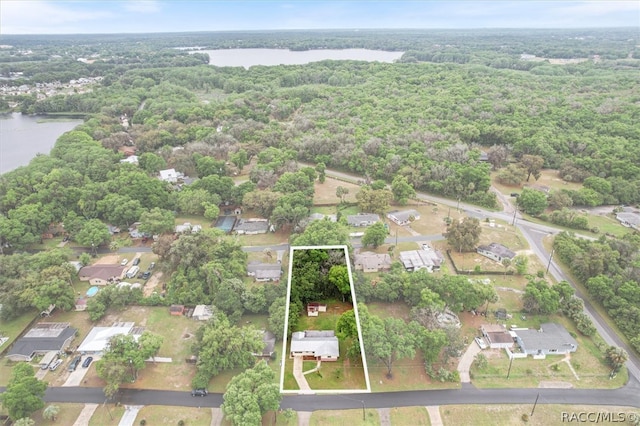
[1,28,639,354]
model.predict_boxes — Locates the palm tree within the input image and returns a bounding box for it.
[43,405,60,422]
[606,346,628,371]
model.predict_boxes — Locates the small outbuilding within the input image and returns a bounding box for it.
[170,305,185,316]
[192,305,214,321]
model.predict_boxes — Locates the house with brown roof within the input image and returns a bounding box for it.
[480,324,515,349]
[354,252,392,273]
[78,264,127,286]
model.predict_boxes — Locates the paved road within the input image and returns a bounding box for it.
[316,165,640,382]
[36,381,640,410]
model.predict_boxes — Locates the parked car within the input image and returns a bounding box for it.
[49,359,63,371]
[142,271,151,280]
[82,356,94,368]
[132,258,140,266]
[137,272,145,279]
[149,262,155,269]
[121,259,128,266]
[191,388,208,397]
[68,356,82,372]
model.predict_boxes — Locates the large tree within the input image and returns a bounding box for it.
[518,187,548,216]
[360,305,415,378]
[138,207,175,235]
[522,278,560,314]
[292,218,349,246]
[391,175,416,205]
[520,154,544,182]
[222,361,281,426]
[444,217,481,253]
[96,332,163,399]
[192,313,263,388]
[361,221,388,248]
[0,363,48,421]
[75,219,111,248]
[356,187,393,215]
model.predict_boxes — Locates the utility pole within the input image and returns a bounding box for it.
[546,248,555,274]
[531,393,540,417]
[506,355,514,379]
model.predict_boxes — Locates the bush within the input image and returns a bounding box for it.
[178,421,185,426]
[522,413,530,422]
[140,420,146,426]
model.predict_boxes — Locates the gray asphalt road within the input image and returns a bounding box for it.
[36,380,640,410]
[317,165,640,382]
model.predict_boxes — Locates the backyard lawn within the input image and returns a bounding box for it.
[29,403,85,426]
[313,177,360,204]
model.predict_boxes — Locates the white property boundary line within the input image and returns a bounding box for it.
[279,244,372,394]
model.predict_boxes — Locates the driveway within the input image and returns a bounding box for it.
[457,342,481,383]
[292,356,311,393]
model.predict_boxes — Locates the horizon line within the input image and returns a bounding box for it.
[2,26,636,37]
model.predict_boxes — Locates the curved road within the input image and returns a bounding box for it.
[315,165,640,382]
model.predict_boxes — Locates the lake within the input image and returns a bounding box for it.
[0,113,83,174]
[195,48,404,68]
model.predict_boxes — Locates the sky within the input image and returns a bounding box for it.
[1,1,638,34]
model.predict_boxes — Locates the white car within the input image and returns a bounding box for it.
[49,359,63,371]
[474,337,488,349]
[121,259,128,266]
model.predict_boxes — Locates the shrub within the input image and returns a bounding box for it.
[522,413,530,422]
[140,420,146,426]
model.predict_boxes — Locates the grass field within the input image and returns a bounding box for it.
[491,169,583,197]
[389,406,431,425]
[135,405,211,426]
[440,405,639,426]
[88,404,125,426]
[30,403,85,425]
[310,408,380,425]
[313,177,360,205]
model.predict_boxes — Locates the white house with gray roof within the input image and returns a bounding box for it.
[399,248,444,272]
[247,262,282,282]
[290,330,339,361]
[354,252,392,273]
[387,209,421,226]
[514,323,578,359]
[347,213,380,227]
[477,243,516,263]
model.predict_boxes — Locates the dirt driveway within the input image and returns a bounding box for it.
[144,271,163,296]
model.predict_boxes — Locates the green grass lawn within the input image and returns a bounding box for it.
[135,405,211,426]
[88,404,125,426]
[31,403,85,425]
[440,405,639,426]
[587,214,631,237]
[390,406,431,426]
[310,408,380,426]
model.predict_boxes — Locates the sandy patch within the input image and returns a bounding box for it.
[144,271,164,297]
[94,254,120,265]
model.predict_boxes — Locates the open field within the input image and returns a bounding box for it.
[403,203,466,236]
[440,404,639,426]
[313,177,360,204]
[389,406,431,425]
[310,408,380,425]
[135,405,211,426]
[491,169,583,197]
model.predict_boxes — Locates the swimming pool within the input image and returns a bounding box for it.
[86,286,99,297]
